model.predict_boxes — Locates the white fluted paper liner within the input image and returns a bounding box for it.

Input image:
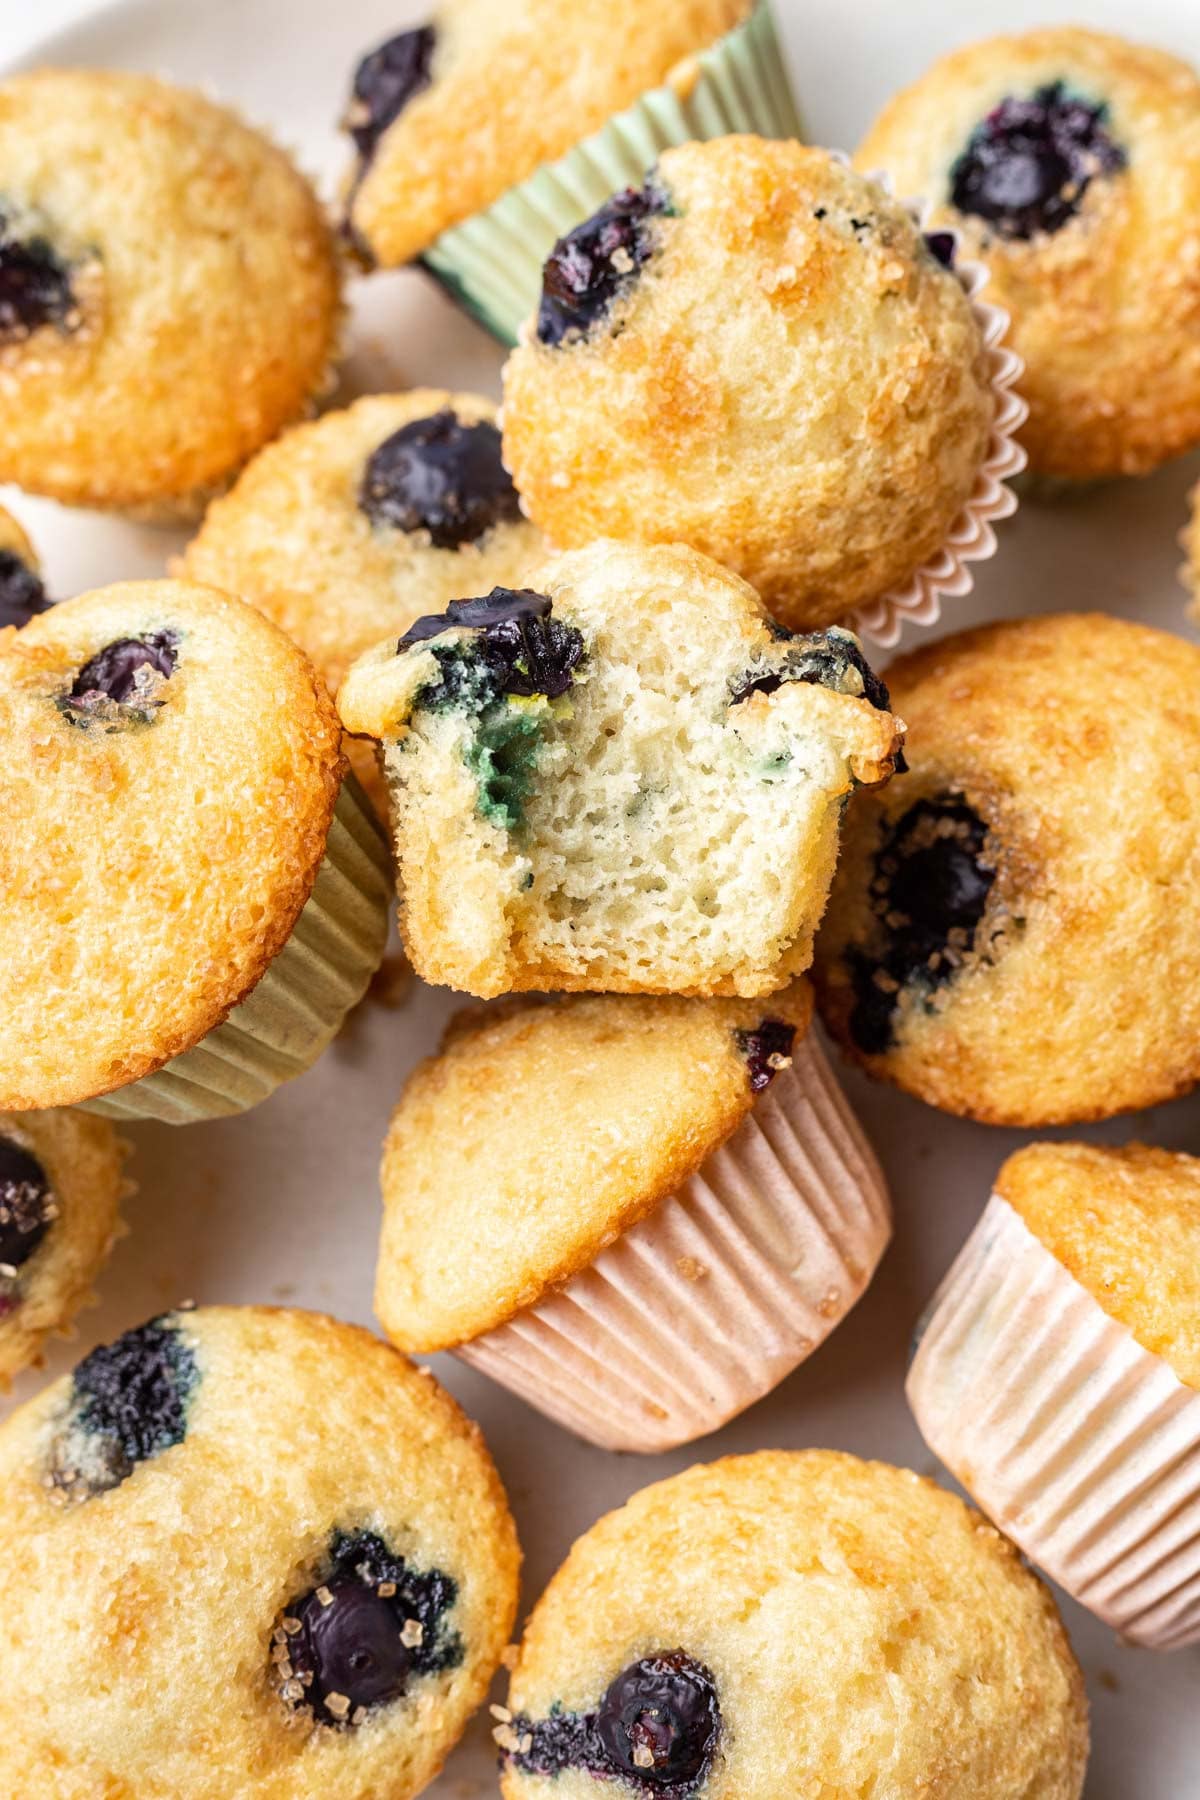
[848,171,1028,649]
[81,776,392,1126]
[457,1028,890,1452]
[908,1194,1200,1651]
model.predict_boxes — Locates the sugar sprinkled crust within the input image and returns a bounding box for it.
[814,612,1200,1126]
[0,1305,519,1799]
[501,138,995,630]
[999,1142,1200,1393]
[0,580,344,1108]
[856,28,1200,480]
[375,979,813,1350]
[339,539,902,998]
[344,0,750,266]
[0,1109,125,1384]
[0,69,341,514]
[501,1449,1088,1800]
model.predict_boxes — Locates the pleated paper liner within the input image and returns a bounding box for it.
[82,775,392,1126]
[458,1026,890,1453]
[908,1194,1200,1651]
[421,0,801,347]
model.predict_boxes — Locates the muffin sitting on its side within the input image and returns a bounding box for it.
[814,613,1200,1126]
[856,29,1200,481]
[497,1450,1088,1798]
[339,540,903,998]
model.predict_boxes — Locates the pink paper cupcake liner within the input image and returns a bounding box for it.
[908,1194,1200,1651]
[849,169,1028,650]
[457,1027,891,1453]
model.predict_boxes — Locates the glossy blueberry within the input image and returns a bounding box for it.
[281,1530,460,1727]
[69,633,177,707]
[49,1317,197,1498]
[401,587,584,702]
[347,26,435,162]
[359,410,521,548]
[537,182,668,347]
[731,628,892,714]
[950,81,1126,240]
[0,550,50,630]
[0,1136,53,1273]
[0,219,75,342]
[849,796,995,1055]
[734,1019,797,1094]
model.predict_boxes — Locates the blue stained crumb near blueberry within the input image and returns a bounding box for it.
[950,81,1127,240]
[277,1530,461,1727]
[48,1315,198,1500]
[537,181,670,347]
[0,1136,55,1293]
[345,25,435,163]
[0,215,77,343]
[502,1652,721,1796]
[0,549,50,630]
[401,587,585,704]
[850,796,996,1055]
[358,409,522,549]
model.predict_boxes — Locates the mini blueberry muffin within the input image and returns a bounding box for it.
[341,0,751,268]
[0,580,390,1123]
[496,1450,1088,1797]
[0,503,50,630]
[813,613,1200,1126]
[910,1143,1200,1650]
[0,1108,126,1384]
[180,391,545,811]
[0,1305,519,1797]
[501,138,1001,632]
[0,69,340,517]
[376,980,889,1451]
[856,29,1200,482]
[338,539,902,999]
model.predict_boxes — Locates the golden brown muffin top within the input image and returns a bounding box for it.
[501,1449,1088,1800]
[345,0,750,265]
[814,612,1200,1126]
[999,1141,1200,1393]
[376,981,814,1350]
[0,1305,519,1799]
[856,28,1200,480]
[0,581,343,1109]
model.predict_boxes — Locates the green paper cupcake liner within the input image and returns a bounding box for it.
[422,0,801,346]
[82,776,392,1125]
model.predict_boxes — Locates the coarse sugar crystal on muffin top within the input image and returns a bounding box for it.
[502,137,996,632]
[340,0,751,267]
[0,1307,519,1799]
[338,539,903,998]
[0,69,340,516]
[856,28,1200,480]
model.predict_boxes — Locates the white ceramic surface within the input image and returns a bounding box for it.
[2,1,1199,1794]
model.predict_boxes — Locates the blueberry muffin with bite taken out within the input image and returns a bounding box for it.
[0,1305,518,1799]
[0,1108,126,1384]
[814,612,1200,1126]
[0,503,50,630]
[181,390,545,813]
[0,69,340,517]
[856,29,1200,481]
[340,0,751,269]
[502,137,998,632]
[338,538,903,999]
[0,580,390,1123]
[497,1449,1088,1798]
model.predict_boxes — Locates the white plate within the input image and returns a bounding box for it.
[4,1,1200,1794]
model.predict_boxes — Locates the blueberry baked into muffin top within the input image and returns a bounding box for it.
[497,1450,1088,1799]
[813,612,1200,1126]
[0,1306,519,1799]
[502,138,997,631]
[338,539,903,998]
[340,0,750,267]
[0,69,340,516]
[181,390,545,814]
[0,580,350,1111]
[856,28,1200,480]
